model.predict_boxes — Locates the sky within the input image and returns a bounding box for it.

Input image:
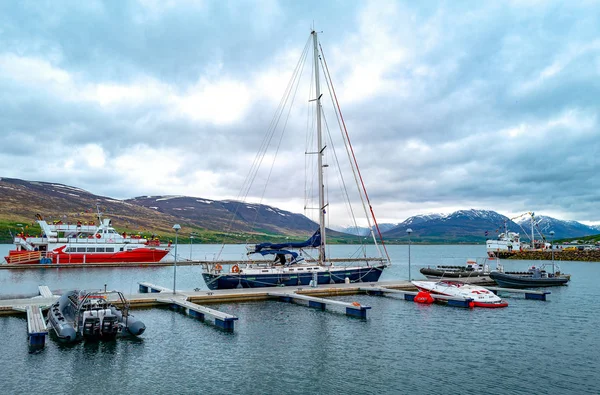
[1,0,599,227]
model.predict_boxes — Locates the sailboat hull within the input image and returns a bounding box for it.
[202,265,386,290]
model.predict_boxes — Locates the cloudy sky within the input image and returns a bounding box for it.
[1,0,599,226]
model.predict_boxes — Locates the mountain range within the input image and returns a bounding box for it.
[1,177,598,243]
[334,210,600,243]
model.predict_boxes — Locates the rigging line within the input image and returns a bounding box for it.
[250,38,311,232]
[317,51,378,254]
[241,36,312,203]
[216,37,312,259]
[319,42,392,266]
[320,102,365,250]
[304,49,316,217]
[318,54,377,253]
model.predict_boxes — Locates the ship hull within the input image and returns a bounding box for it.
[202,265,386,290]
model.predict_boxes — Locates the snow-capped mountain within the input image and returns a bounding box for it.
[514,215,598,240]
[332,223,399,236]
[378,209,599,243]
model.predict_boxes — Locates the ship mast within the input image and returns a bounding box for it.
[312,30,327,265]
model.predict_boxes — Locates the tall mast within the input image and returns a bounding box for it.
[312,30,327,265]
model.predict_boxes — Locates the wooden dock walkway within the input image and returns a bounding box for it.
[485,286,551,301]
[269,292,371,318]
[157,297,238,331]
[26,305,48,349]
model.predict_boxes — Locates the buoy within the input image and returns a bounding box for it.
[414,291,434,304]
[469,301,475,309]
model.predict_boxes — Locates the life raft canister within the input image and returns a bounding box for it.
[414,291,434,304]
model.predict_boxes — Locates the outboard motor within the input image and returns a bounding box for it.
[101,315,119,339]
[82,312,101,340]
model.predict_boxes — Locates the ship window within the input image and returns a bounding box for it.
[297,268,304,271]
[262,270,269,273]
[96,247,105,252]
[76,247,86,252]
[87,248,95,253]
[106,248,114,252]
[64,247,70,252]
[120,248,124,251]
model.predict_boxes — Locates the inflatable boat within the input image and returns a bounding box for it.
[47,290,145,343]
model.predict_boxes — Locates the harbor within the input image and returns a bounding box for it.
[0,243,598,394]
[4,277,554,351]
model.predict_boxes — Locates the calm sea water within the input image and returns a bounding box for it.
[0,243,598,394]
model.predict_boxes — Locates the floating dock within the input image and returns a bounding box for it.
[269,292,371,318]
[485,286,551,301]
[361,286,475,308]
[0,278,553,346]
[0,257,384,270]
[158,297,239,331]
[26,305,48,349]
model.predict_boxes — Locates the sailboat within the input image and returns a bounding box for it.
[201,30,391,290]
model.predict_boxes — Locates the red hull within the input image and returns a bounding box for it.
[5,248,169,264]
[473,301,509,308]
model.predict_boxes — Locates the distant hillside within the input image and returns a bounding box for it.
[127,195,318,236]
[1,177,598,244]
[0,177,332,244]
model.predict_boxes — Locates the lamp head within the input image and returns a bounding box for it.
[406,228,413,235]
[173,224,181,232]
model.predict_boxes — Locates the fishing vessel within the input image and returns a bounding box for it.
[47,289,146,343]
[412,280,508,308]
[486,212,551,257]
[4,211,169,264]
[201,30,391,290]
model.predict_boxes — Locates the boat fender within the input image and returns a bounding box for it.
[231,265,239,273]
[414,291,434,304]
[95,234,101,239]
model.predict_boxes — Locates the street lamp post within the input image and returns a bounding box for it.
[550,230,555,274]
[173,224,181,295]
[407,228,413,281]
[189,233,194,261]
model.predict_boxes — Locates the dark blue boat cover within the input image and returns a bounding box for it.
[251,229,321,253]
[254,249,299,260]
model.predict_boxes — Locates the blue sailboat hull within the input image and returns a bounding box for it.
[202,265,386,290]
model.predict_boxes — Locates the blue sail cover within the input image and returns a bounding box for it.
[251,229,321,254]
[254,249,299,260]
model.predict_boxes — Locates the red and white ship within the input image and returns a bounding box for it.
[4,214,170,265]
